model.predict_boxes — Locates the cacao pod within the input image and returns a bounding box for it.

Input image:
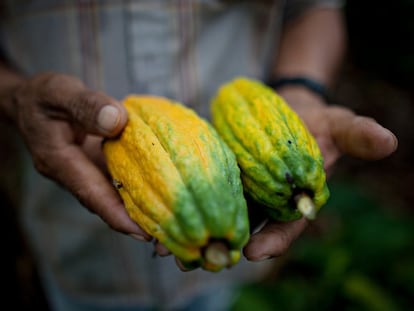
[103,95,250,271]
[211,77,329,221]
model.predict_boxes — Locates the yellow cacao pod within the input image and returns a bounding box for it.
[103,95,250,272]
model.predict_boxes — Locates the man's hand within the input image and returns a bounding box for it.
[5,72,151,241]
[243,86,398,261]
[278,87,398,171]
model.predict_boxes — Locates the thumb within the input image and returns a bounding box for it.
[38,73,128,137]
[69,90,128,137]
[329,107,398,160]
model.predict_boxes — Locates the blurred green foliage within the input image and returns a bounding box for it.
[231,181,414,310]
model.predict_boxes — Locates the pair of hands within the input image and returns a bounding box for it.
[8,72,398,265]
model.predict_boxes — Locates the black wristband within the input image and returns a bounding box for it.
[267,76,331,103]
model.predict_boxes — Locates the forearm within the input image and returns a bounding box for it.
[273,7,347,88]
[0,61,25,123]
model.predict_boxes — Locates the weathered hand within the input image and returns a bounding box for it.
[278,87,398,172]
[7,72,151,241]
[243,87,398,261]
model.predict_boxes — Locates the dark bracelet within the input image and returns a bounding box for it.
[266,76,331,103]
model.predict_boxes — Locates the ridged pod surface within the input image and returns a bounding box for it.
[211,77,329,221]
[103,95,250,271]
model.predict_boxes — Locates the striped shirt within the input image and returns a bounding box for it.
[0,1,343,310]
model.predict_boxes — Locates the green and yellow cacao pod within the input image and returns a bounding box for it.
[103,95,250,272]
[211,77,329,221]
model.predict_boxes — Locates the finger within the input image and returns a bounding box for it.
[314,135,341,172]
[37,73,127,137]
[175,257,198,272]
[243,217,308,261]
[154,241,172,257]
[37,141,151,241]
[329,107,398,160]
[70,90,128,137]
[81,135,108,171]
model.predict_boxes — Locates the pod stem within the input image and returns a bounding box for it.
[294,193,317,220]
[204,241,230,268]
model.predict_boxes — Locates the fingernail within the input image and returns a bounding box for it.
[129,233,147,242]
[390,132,398,149]
[97,106,120,133]
[256,255,272,261]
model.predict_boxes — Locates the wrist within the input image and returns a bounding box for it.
[267,76,332,103]
[270,81,328,112]
[0,66,25,123]
[0,82,22,124]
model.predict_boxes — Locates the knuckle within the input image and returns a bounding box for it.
[31,73,84,106]
[106,220,125,233]
[32,158,48,177]
[270,227,292,255]
[37,73,67,95]
[71,183,94,212]
[39,72,80,91]
[70,90,103,123]
[32,150,54,177]
[327,105,355,118]
[277,235,291,255]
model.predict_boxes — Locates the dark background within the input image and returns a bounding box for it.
[1,1,413,309]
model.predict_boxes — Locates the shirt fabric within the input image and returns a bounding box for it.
[0,0,343,310]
